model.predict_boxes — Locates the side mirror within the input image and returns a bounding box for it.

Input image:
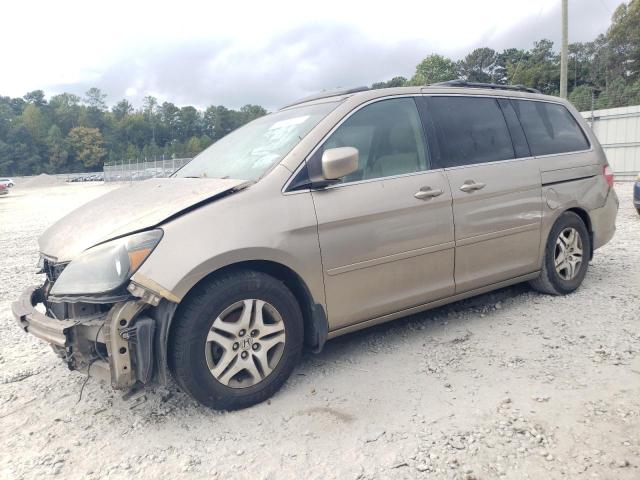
[321,147,359,180]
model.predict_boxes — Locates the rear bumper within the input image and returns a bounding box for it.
[591,188,619,250]
[12,286,76,347]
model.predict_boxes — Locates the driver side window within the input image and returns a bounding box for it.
[321,97,429,183]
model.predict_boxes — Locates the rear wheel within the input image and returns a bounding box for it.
[529,211,591,295]
[169,270,303,410]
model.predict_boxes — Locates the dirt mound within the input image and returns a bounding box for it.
[17,173,60,189]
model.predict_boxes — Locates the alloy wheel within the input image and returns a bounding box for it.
[554,227,583,281]
[204,299,286,388]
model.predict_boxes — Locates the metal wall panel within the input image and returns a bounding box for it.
[581,105,640,179]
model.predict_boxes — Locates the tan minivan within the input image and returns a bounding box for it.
[13,82,618,410]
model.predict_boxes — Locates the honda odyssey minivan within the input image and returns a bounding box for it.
[13,82,618,410]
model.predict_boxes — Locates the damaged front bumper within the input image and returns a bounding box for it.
[13,286,76,348]
[12,283,177,390]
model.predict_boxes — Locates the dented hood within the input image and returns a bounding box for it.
[39,177,247,262]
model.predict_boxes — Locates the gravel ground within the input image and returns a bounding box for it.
[1,182,638,480]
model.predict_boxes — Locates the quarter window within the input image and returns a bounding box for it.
[511,100,589,156]
[423,96,515,168]
[320,98,428,182]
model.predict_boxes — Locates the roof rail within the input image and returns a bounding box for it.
[431,80,541,94]
[281,86,370,109]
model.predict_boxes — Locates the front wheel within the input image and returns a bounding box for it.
[529,211,591,295]
[169,270,303,410]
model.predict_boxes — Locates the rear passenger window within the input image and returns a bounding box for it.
[423,96,515,168]
[511,100,589,156]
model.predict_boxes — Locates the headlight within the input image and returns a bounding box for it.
[50,229,163,296]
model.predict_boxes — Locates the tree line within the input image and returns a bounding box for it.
[1,0,638,176]
[0,90,267,175]
[372,0,640,111]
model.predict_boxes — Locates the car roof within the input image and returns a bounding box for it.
[281,83,563,111]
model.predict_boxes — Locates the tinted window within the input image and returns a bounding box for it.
[497,98,531,158]
[321,98,428,182]
[511,100,589,156]
[424,96,514,168]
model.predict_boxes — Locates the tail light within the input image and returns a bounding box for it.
[603,165,614,188]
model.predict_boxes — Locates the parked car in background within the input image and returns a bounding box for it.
[0,182,8,195]
[13,83,619,411]
[0,177,14,187]
[66,173,104,183]
[635,173,640,215]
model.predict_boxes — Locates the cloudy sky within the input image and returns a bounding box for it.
[2,0,619,110]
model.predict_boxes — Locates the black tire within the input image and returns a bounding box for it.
[529,211,591,295]
[168,270,303,410]
[636,207,640,216]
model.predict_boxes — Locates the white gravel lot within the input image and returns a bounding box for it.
[0,182,638,480]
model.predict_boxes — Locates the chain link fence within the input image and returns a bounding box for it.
[103,158,192,182]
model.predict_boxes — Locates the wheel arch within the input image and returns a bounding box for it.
[168,259,328,355]
[564,207,594,260]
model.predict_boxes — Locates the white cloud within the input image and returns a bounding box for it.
[1,0,615,108]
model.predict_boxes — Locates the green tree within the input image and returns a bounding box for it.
[125,143,140,160]
[371,76,408,89]
[607,0,640,81]
[21,104,49,142]
[6,123,42,174]
[143,96,159,144]
[85,87,107,111]
[508,40,560,94]
[459,48,498,83]
[67,126,107,167]
[410,54,459,85]
[177,106,202,141]
[568,85,593,111]
[494,48,527,84]
[24,90,47,107]
[199,134,213,150]
[185,136,202,157]
[82,87,108,129]
[240,104,267,123]
[49,93,81,133]
[46,125,69,170]
[143,96,158,116]
[112,99,133,120]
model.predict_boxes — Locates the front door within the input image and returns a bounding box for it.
[419,95,542,293]
[310,97,456,330]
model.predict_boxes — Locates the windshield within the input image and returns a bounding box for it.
[175,101,340,180]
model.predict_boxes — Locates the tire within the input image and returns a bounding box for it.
[529,211,591,295]
[168,270,303,410]
[636,207,640,216]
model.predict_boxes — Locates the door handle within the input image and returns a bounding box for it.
[459,181,486,193]
[414,186,444,200]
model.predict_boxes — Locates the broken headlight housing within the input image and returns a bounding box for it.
[50,229,163,296]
